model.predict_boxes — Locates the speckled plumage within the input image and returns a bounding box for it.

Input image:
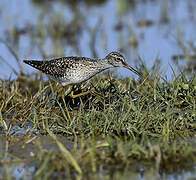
[23,52,141,86]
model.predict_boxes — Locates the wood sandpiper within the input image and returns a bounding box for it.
[24,52,141,88]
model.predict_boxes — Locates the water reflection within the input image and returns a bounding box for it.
[0,0,195,80]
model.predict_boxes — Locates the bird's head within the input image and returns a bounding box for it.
[105,52,127,67]
[105,51,141,76]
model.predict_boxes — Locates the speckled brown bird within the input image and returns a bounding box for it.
[23,52,141,86]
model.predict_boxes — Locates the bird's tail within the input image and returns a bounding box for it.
[23,60,45,71]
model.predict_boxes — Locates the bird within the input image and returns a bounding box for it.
[23,51,141,88]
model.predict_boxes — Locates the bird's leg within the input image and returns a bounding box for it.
[61,88,72,120]
[70,82,102,99]
[70,89,93,98]
[70,84,88,98]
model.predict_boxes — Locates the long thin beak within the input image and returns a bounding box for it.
[124,63,142,77]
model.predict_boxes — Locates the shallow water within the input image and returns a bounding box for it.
[0,133,196,179]
[0,0,195,79]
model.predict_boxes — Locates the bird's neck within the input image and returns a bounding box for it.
[94,58,113,69]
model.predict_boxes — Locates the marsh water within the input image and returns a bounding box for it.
[0,0,195,79]
[0,0,195,179]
